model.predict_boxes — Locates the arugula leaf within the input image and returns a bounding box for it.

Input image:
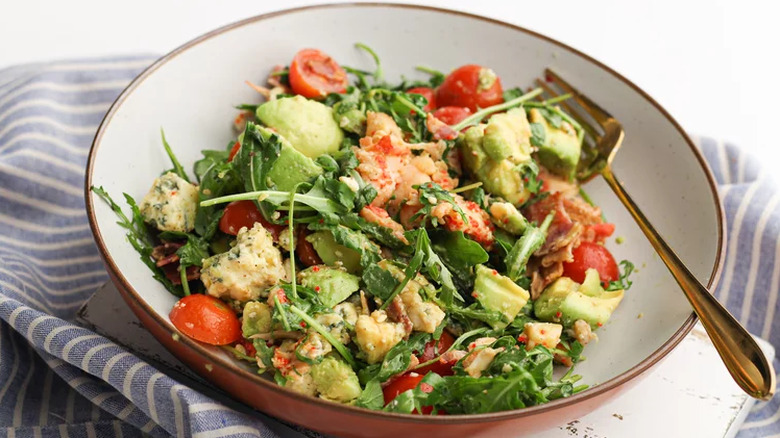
[359,332,432,384]
[414,66,446,88]
[328,87,366,135]
[362,264,400,301]
[355,380,384,410]
[502,87,524,102]
[412,182,466,226]
[160,129,190,183]
[607,260,635,291]
[340,213,406,249]
[384,372,445,414]
[538,107,563,129]
[404,229,465,306]
[308,221,382,270]
[429,230,489,271]
[91,186,181,296]
[193,149,230,183]
[516,160,542,194]
[234,122,282,194]
[467,187,488,211]
[529,122,546,148]
[379,235,425,310]
[506,211,555,281]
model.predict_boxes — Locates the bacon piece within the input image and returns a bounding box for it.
[386,296,414,336]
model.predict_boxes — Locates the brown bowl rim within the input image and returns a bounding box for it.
[84,2,725,425]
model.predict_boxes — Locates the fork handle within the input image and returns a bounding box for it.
[602,167,776,400]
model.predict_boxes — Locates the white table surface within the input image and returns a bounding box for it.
[2,0,778,164]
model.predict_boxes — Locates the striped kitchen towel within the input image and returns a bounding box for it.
[0,57,778,437]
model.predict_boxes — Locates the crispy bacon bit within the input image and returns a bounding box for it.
[524,192,608,297]
[161,265,200,285]
[152,242,183,267]
[152,241,199,284]
[387,295,414,336]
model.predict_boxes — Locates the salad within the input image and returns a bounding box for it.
[94,45,634,415]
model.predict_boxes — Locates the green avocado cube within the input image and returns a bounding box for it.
[473,264,530,329]
[256,95,344,158]
[298,265,360,308]
[311,356,362,403]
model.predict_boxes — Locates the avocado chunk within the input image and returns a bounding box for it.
[242,301,272,337]
[458,108,535,205]
[534,271,624,329]
[473,264,531,329]
[528,108,580,179]
[311,356,362,403]
[298,265,360,308]
[239,126,324,192]
[489,201,529,235]
[256,96,344,158]
[306,231,362,274]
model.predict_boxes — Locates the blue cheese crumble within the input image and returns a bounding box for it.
[201,223,286,302]
[139,172,199,232]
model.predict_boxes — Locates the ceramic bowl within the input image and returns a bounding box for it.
[85,4,724,437]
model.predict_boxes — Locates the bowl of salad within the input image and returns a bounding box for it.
[86,4,724,437]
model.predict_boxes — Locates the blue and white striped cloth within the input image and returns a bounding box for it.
[0,57,778,437]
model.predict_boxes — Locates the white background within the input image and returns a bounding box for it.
[2,0,778,163]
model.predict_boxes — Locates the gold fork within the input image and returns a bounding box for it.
[536,69,775,400]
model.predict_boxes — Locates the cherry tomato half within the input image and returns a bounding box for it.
[416,331,456,376]
[289,48,348,99]
[383,373,435,414]
[170,294,241,345]
[218,200,285,239]
[432,106,472,126]
[436,65,503,112]
[562,241,619,285]
[406,87,436,112]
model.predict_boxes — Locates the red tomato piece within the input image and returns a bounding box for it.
[416,331,456,376]
[170,294,242,345]
[406,87,436,112]
[432,106,472,126]
[296,227,322,267]
[562,241,619,285]
[227,140,241,162]
[218,200,285,239]
[435,65,504,112]
[288,48,348,99]
[382,373,435,414]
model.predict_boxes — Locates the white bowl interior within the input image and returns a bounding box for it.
[90,5,720,389]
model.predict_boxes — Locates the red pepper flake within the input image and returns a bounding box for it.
[312,266,320,272]
[170,191,177,196]
[319,218,324,224]
[517,335,528,343]
[300,322,307,328]
[540,329,546,335]
[491,269,498,276]
[597,322,603,327]
[471,292,479,298]
[314,286,321,292]
[420,383,434,393]
[555,311,562,319]
[468,342,476,349]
